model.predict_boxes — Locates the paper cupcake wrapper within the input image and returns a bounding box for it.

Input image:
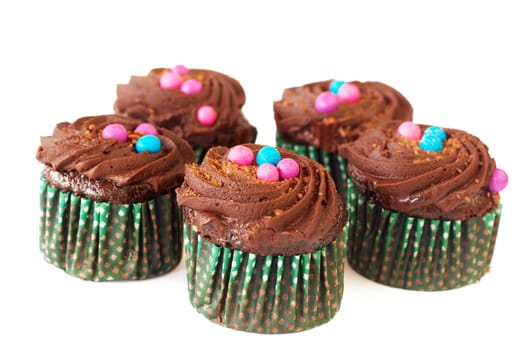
[193,146,207,163]
[183,223,346,334]
[276,135,348,198]
[346,178,502,291]
[39,177,183,281]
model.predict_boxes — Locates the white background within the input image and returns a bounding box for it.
[1,1,529,349]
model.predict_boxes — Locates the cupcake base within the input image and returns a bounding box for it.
[183,223,345,334]
[346,178,502,291]
[39,177,183,281]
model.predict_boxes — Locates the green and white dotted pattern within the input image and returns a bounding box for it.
[346,178,502,291]
[183,223,346,334]
[39,178,183,281]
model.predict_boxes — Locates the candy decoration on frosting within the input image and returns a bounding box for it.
[419,125,446,152]
[423,126,447,142]
[489,168,508,193]
[315,80,361,114]
[159,71,183,89]
[101,123,129,143]
[398,121,422,140]
[135,135,161,153]
[172,64,189,75]
[135,123,159,136]
[196,105,218,126]
[329,80,345,94]
[256,163,280,182]
[338,83,361,103]
[277,158,300,180]
[227,145,254,166]
[314,92,340,114]
[159,65,203,95]
[180,79,203,95]
[256,146,281,166]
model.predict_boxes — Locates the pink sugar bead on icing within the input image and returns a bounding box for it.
[489,168,508,193]
[338,83,361,103]
[135,123,158,135]
[257,163,279,182]
[196,105,218,126]
[277,158,300,180]
[101,123,128,143]
[227,145,254,166]
[180,79,203,95]
[159,71,183,89]
[397,121,422,140]
[314,92,339,113]
[172,64,189,75]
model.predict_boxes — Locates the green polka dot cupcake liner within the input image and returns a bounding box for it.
[39,177,183,281]
[193,147,207,163]
[183,223,346,334]
[276,135,348,198]
[345,178,502,291]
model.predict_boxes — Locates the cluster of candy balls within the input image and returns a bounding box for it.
[314,79,361,114]
[227,145,300,182]
[159,64,218,127]
[101,123,161,154]
[397,121,508,193]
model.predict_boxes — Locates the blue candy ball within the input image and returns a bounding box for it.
[256,146,281,166]
[329,80,345,94]
[135,135,161,153]
[423,126,447,142]
[419,134,443,152]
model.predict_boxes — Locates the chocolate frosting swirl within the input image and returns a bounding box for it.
[37,114,195,204]
[114,68,257,148]
[338,122,498,220]
[176,144,346,256]
[274,80,413,152]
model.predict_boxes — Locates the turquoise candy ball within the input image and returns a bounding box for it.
[329,80,345,94]
[423,126,447,142]
[256,146,281,166]
[419,134,443,152]
[135,135,161,153]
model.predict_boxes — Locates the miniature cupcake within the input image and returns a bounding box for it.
[114,65,257,161]
[176,144,347,333]
[274,80,412,196]
[37,114,195,281]
[338,121,507,291]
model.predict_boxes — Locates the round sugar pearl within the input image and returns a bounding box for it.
[101,123,128,143]
[135,135,161,153]
[196,105,218,126]
[397,121,422,140]
[277,158,300,180]
[329,80,345,94]
[256,146,281,166]
[314,92,339,114]
[489,168,508,193]
[256,163,279,182]
[227,145,254,166]
[172,64,189,75]
[338,83,361,103]
[135,123,158,135]
[180,79,203,95]
[419,134,443,152]
[423,126,447,142]
[159,71,183,89]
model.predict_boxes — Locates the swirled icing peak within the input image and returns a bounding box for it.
[176,144,346,256]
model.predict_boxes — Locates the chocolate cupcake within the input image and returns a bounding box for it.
[37,114,195,281]
[338,121,507,291]
[114,65,257,161]
[274,80,412,196]
[176,144,347,333]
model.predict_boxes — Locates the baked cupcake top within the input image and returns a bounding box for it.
[37,114,195,204]
[114,65,257,149]
[339,121,508,220]
[176,144,346,256]
[274,80,413,152]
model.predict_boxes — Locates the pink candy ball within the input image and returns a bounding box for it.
[397,121,422,141]
[314,91,339,114]
[196,105,218,126]
[489,168,508,193]
[159,71,183,89]
[227,145,254,166]
[338,83,361,103]
[180,79,203,95]
[101,123,129,143]
[135,123,159,135]
[171,64,189,75]
[256,163,279,182]
[277,158,300,180]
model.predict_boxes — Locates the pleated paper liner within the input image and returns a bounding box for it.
[39,177,183,281]
[276,134,348,198]
[346,178,502,291]
[183,223,346,334]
